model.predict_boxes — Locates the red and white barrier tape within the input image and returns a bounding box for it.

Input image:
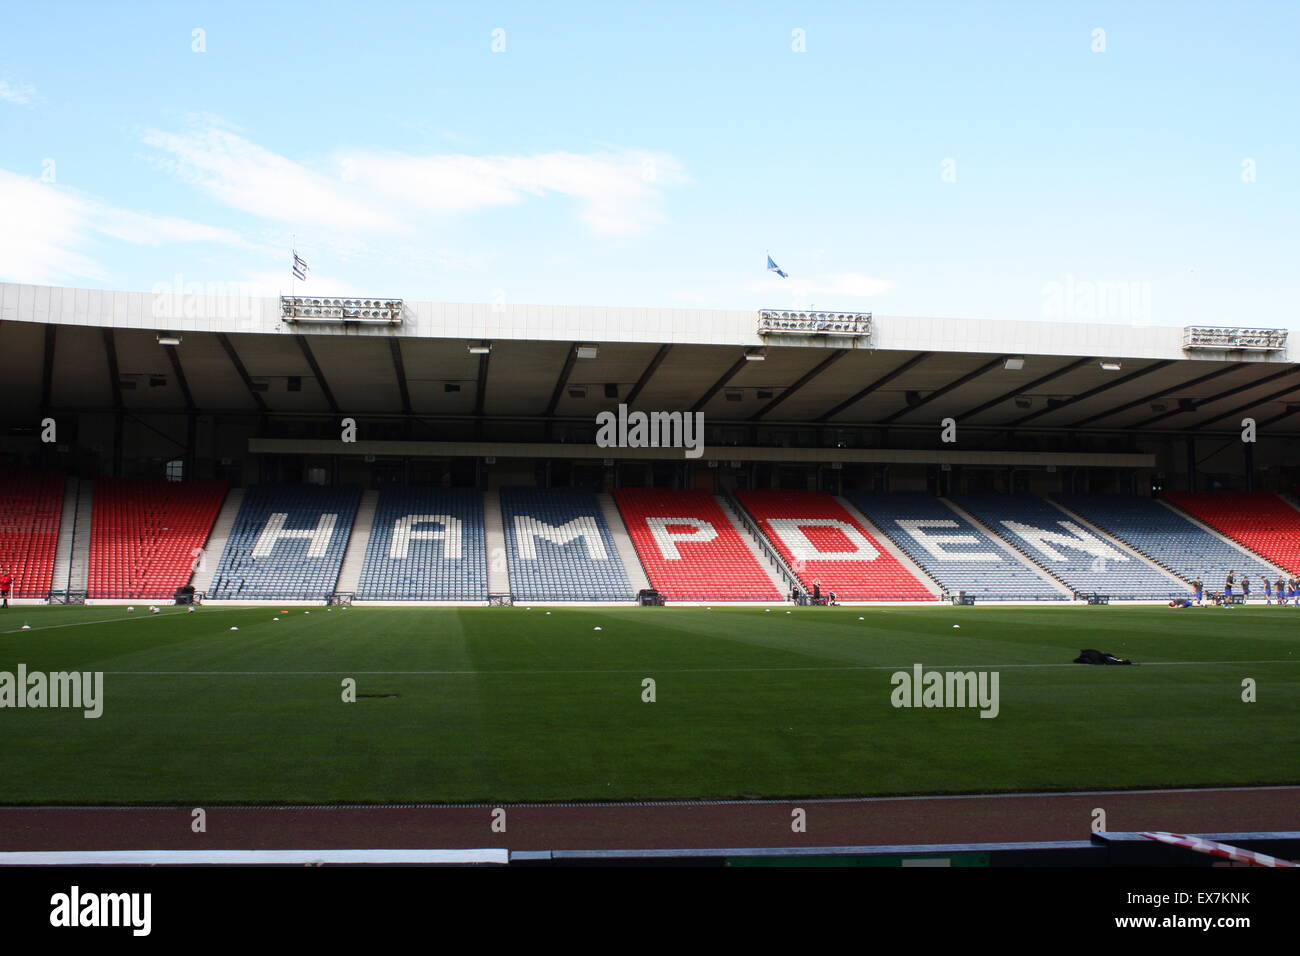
[1141,831,1297,867]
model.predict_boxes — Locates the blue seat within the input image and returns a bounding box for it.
[357,488,487,600]
[849,493,1064,600]
[954,494,1182,599]
[209,485,360,600]
[501,487,634,601]
[1055,495,1279,590]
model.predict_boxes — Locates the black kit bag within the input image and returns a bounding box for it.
[1073,648,1132,665]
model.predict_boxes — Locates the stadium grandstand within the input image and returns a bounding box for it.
[0,280,1297,606]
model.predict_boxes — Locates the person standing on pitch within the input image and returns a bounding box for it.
[1264,577,1273,605]
[1192,576,1203,605]
[0,568,12,609]
[1241,575,1251,604]
[1224,571,1235,607]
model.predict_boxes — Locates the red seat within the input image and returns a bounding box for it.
[1164,492,1300,574]
[87,478,228,600]
[0,466,62,598]
[613,489,782,601]
[735,490,935,601]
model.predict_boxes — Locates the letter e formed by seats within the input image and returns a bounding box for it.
[191,808,207,834]
[791,807,806,833]
[1241,678,1255,703]
[641,677,656,703]
[491,807,507,833]
[341,677,356,703]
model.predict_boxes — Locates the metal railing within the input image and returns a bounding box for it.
[721,491,807,597]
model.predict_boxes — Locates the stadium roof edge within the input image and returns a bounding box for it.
[2,281,1295,365]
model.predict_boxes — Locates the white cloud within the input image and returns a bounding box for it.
[343,147,687,237]
[0,79,36,106]
[0,171,106,283]
[142,121,402,233]
[142,117,688,239]
[0,168,254,285]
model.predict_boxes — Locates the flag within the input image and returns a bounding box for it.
[766,255,788,278]
[292,251,309,281]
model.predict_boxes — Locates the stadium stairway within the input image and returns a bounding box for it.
[953,495,1184,600]
[483,489,511,597]
[716,494,800,598]
[50,476,79,595]
[189,488,244,595]
[835,496,944,599]
[1160,492,1300,576]
[334,489,379,596]
[597,492,652,594]
[67,478,94,595]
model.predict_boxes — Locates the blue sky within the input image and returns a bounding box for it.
[1,1,1297,326]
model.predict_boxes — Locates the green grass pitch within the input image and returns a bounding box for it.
[0,604,1296,804]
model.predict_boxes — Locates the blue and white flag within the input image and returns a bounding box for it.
[766,254,788,278]
[292,251,309,281]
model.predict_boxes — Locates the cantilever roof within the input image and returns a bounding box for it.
[2,282,1297,436]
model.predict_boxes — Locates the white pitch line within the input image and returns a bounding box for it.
[95,659,1299,676]
[0,848,509,866]
[3,784,1298,811]
[0,606,276,635]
